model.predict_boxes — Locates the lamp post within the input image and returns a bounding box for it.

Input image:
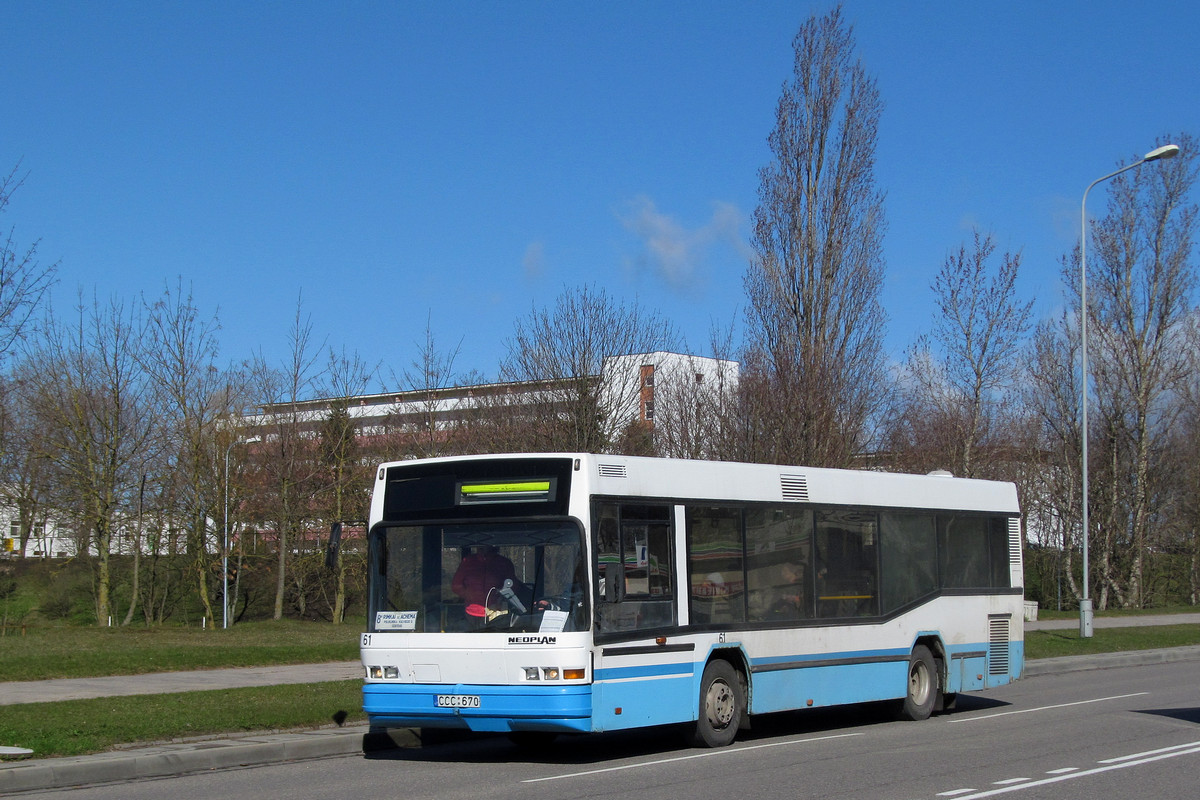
[223,435,261,629]
[1078,143,1179,637]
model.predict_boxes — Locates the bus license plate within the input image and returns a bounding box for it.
[437,694,481,708]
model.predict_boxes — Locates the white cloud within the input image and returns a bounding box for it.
[522,240,546,280]
[619,196,749,293]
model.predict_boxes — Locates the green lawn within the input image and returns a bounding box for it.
[1,621,363,759]
[2,619,359,682]
[0,681,365,757]
[1024,623,1200,659]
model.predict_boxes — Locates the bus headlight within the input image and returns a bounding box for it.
[524,666,585,681]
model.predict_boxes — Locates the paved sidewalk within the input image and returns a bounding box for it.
[1024,612,1200,631]
[3,615,1200,794]
[0,661,363,707]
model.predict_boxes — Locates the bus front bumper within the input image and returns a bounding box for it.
[363,682,593,733]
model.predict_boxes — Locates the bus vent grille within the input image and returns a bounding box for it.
[1008,518,1022,568]
[780,474,809,502]
[989,616,1010,676]
[598,463,628,479]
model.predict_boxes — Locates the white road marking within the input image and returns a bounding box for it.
[1098,740,1200,764]
[520,732,863,783]
[937,739,1200,799]
[950,692,1148,723]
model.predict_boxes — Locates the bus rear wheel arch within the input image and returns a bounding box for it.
[690,658,745,747]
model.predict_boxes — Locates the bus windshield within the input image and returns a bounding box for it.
[368,520,588,634]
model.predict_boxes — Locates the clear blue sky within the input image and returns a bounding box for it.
[4,1,1198,393]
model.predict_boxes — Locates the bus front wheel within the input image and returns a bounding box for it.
[898,645,937,721]
[691,659,742,747]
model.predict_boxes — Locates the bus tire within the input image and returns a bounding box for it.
[691,659,742,747]
[898,645,937,721]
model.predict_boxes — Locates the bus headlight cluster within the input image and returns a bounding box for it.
[366,665,400,679]
[523,667,585,681]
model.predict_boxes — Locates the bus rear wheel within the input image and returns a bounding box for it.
[691,659,742,747]
[898,645,937,721]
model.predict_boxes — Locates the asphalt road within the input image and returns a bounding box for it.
[11,656,1200,800]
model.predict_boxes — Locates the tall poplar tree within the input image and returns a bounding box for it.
[742,5,888,468]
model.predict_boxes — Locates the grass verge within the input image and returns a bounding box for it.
[0,681,365,758]
[2,620,358,681]
[1024,623,1200,659]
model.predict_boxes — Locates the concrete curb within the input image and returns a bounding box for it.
[0,724,422,794]
[1022,644,1200,677]
[5,646,1200,793]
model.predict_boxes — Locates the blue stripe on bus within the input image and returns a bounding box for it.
[593,661,696,681]
[363,683,592,734]
[750,646,911,671]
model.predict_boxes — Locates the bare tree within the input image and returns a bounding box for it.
[741,5,888,468]
[141,280,243,626]
[318,346,375,623]
[1078,134,1198,608]
[650,323,742,460]
[1176,312,1200,604]
[0,164,57,363]
[25,295,154,624]
[393,315,463,458]
[0,165,58,543]
[1021,313,1085,606]
[0,363,53,559]
[887,230,1033,477]
[248,296,326,620]
[1051,134,1200,609]
[497,284,678,453]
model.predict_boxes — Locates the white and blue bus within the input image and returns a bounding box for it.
[361,453,1023,747]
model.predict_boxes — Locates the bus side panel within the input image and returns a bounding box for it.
[749,660,908,714]
[950,655,988,693]
[591,661,698,731]
[1007,639,1025,682]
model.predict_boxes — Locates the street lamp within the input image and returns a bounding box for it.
[223,435,261,629]
[1078,143,1179,637]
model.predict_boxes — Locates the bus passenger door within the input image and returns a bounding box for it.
[592,502,694,730]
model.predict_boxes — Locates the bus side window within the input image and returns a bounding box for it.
[746,507,813,622]
[593,503,675,632]
[687,506,746,625]
[815,509,879,618]
[595,507,621,603]
[879,512,937,613]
